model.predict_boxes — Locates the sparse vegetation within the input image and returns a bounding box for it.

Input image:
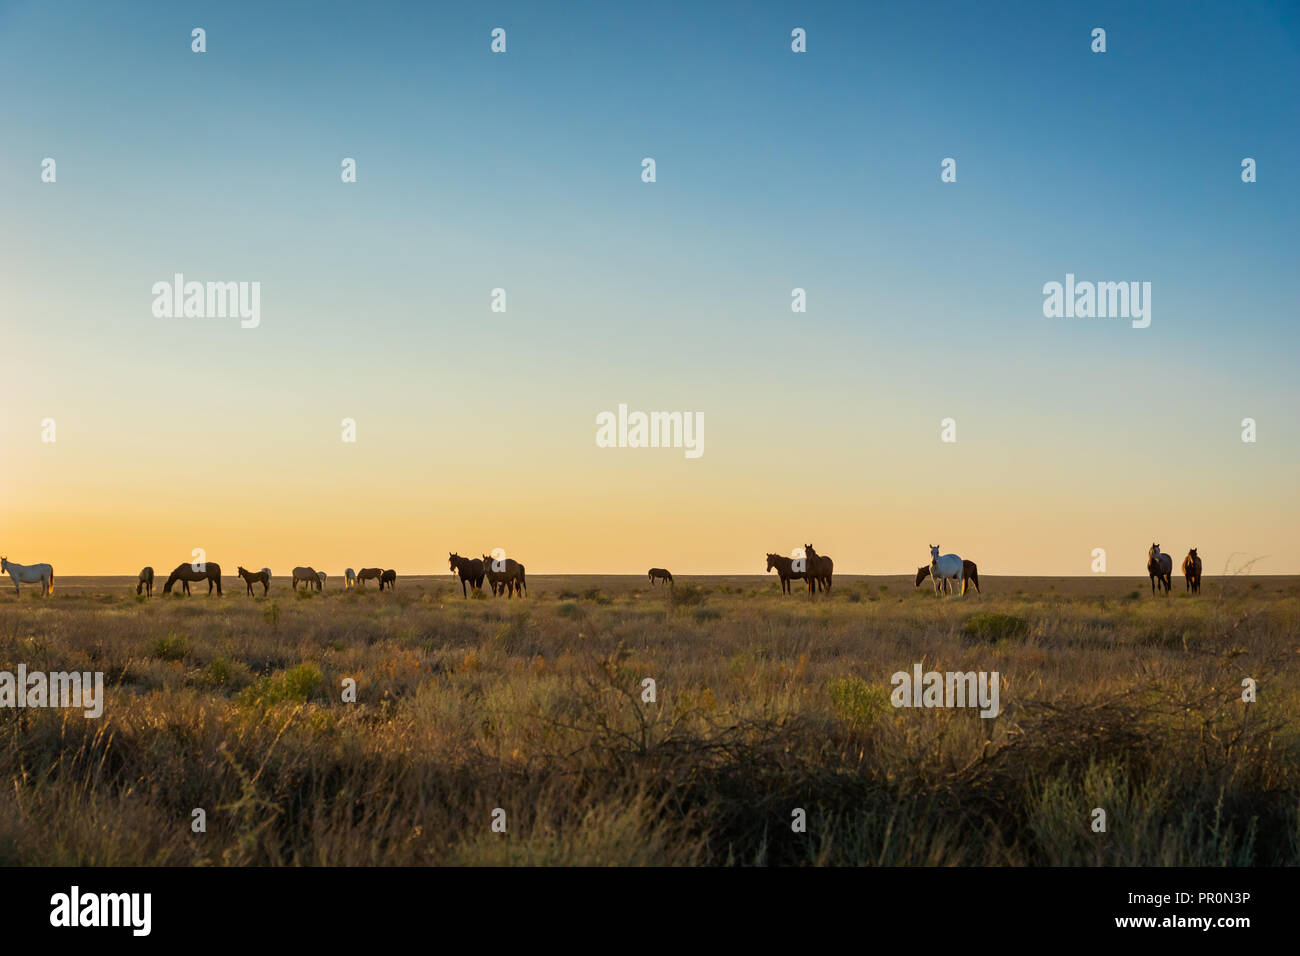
[0,573,1296,865]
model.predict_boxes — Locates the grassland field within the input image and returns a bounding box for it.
[1,573,1296,865]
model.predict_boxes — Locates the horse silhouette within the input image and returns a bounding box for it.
[1147,544,1173,596]
[449,553,484,597]
[345,568,357,589]
[804,544,833,596]
[137,566,154,597]
[379,569,396,591]
[1182,548,1202,594]
[483,555,526,598]
[648,568,673,586]
[915,559,980,595]
[163,561,222,596]
[765,553,810,595]
[356,568,383,588]
[238,566,270,596]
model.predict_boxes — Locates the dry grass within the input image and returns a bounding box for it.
[1,573,1297,865]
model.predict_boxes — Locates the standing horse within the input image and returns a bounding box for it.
[292,566,320,591]
[483,555,526,598]
[928,545,963,596]
[238,566,270,596]
[137,566,154,597]
[449,554,484,598]
[765,553,810,595]
[379,569,397,591]
[2,557,54,596]
[1182,548,1202,594]
[356,567,383,588]
[163,562,222,596]
[648,568,673,586]
[804,544,833,595]
[916,560,981,595]
[1147,544,1173,596]
[345,568,357,589]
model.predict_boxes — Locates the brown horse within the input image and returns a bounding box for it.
[379,569,397,591]
[163,561,222,596]
[238,565,270,596]
[648,568,673,586]
[137,566,154,597]
[483,555,526,598]
[915,560,981,595]
[804,544,833,595]
[449,554,484,597]
[1147,544,1173,596]
[292,566,320,591]
[356,567,383,588]
[1182,548,1202,594]
[765,553,810,595]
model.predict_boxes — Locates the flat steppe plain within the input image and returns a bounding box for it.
[2,574,1296,865]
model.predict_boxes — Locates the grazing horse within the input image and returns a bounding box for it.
[648,568,673,586]
[804,544,833,595]
[483,555,526,598]
[449,553,484,598]
[163,561,222,596]
[137,566,154,597]
[292,566,320,591]
[1182,548,1202,594]
[1147,544,1173,596]
[237,565,270,596]
[317,571,328,591]
[345,568,357,589]
[766,553,810,595]
[2,557,54,596]
[356,567,383,588]
[915,560,981,595]
[928,545,963,596]
[379,569,397,591]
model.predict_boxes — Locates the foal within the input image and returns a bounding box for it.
[237,565,270,596]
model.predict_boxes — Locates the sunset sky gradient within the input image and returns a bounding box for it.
[1,0,1297,575]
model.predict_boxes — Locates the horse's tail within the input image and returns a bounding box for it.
[48,570,54,595]
[970,566,980,593]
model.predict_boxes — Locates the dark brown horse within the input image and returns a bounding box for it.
[648,568,673,586]
[356,567,383,588]
[915,560,980,595]
[1182,548,1202,594]
[163,561,222,596]
[483,555,526,598]
[1147,544,1173,596]
[804,544,833,595]
[238,565,270,596]
[449,553,484,597]
[379,569,397,591]
[137,566,154,597]
[765,553,810,594]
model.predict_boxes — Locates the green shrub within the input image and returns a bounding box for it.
[240,663,323,707]
[828,676,890,727]
[151,632,189,661]
[963,613,1029,642]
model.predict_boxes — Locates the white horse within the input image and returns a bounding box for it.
[262,567,272,589]
[345,568,356,589]
[928,545,963,596]
[2,556,54,596]
[317,571,327,591]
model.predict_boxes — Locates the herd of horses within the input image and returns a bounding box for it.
[129,563,400,597]
[0,545,1209,599]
